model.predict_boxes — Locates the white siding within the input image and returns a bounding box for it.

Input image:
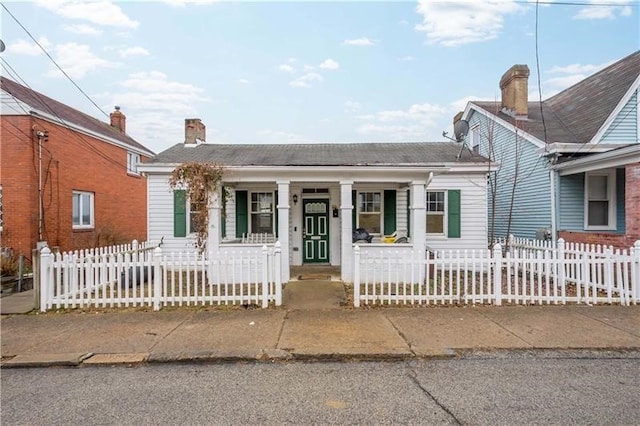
[426,173,488,251]
[147,174,198,254]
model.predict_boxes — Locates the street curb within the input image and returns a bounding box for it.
[1,352,92,368]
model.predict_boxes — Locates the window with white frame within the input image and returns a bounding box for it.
[127,152,141,174]
[585,170,616,230]
[426,191,445,234]
[358,192,381,234]
[470,125,480,153]
[250,192,274,234]
[189,196,206,234]
[72,191,94,229]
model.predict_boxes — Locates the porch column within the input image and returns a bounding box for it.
[207,188,221,256]
[340,180,353,282]
[277,181,291,282]
[411,181,426,252]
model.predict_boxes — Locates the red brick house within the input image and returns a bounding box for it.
[1,76,154,260]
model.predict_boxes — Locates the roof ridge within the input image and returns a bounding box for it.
[1,76,154,155]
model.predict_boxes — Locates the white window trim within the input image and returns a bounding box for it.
[72,191,95,229]
[470,124,480,147]
[584,169,616,231]
[187,197,205,235]
[249,191,275,234]
[127,152,141,175]
[356,191,382,235]
[426,190,447,236]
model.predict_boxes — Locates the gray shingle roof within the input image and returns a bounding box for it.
[1,76,154,155]
[149,142,488,166]
[472,50,640,144]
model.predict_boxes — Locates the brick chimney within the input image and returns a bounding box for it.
[499,65,530,117]
[185,118,206,144]
[109,106,126,133]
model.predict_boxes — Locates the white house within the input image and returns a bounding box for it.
[139,121,497,282]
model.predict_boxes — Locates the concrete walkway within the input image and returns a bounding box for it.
[2,281,640,368]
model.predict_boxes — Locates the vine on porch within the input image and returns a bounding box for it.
[168,162,229,252]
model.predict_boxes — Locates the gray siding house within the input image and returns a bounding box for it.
[461,50,639,248]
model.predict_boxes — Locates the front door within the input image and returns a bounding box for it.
[302,199,329,263]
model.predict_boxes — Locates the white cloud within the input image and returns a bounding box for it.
[574,0,632,19]
[344,100,361,112]
[35,0,139,28]
[289,72,323,88]
[547,62,613,75]
[6,37,51,56]
[343,37,374,46]
[279,64,295,73]
[414,0,523,46]
[319,59,339,70]
[163,0,219,6]
[540,60,613,96]
[63,24,102,35]
[45,43,119,79]
[400,55,414,61]
[356,102,447,140]
[98,71,209,152]
[238,78,250,84]
[257,129,313,144]
[120,46,150,58]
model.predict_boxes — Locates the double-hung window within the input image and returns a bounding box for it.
[127,152,140,175]
[72,191,94,229]
[585,170,616,230]
[425,190,461,238]
[189,196,206,234]
[358,192,381,234]
[250,192,274,234]
[426,191,445,234]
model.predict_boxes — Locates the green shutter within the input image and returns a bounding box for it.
[274,190,278,237]
[448,189,461,238]
[383,190,397,235]
[352,190,357,230]
[173,190,187,238]
[406,189,411,237]
[235,190,248,238]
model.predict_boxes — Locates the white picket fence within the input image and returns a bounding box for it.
[39,241,282,312]
[353,238,640,307]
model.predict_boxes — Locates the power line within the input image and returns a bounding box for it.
[1,60,129,170]
[1,2,110,120]
[534,0,549,150]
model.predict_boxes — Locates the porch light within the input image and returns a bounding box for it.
[292,194,298,205]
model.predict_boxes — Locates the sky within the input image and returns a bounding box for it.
[1,0,638,154]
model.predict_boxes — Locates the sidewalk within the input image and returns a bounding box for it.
[2,282,640,368]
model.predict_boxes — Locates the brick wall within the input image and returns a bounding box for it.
[559,163,640,251]
[1,115,148,257]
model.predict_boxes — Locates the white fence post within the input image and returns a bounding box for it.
[557,238,566,304]
[493,243,502,306]
[153,247,162,311]
[274,241,282,307]
[354,245,361,307]
[261,245,269,308]
[39,246,53,312]
[632,240,640,304]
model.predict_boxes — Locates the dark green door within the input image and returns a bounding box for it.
[303,199,329,263]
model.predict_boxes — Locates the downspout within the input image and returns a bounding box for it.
[549,168,557,244]
[37,131,44,242]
